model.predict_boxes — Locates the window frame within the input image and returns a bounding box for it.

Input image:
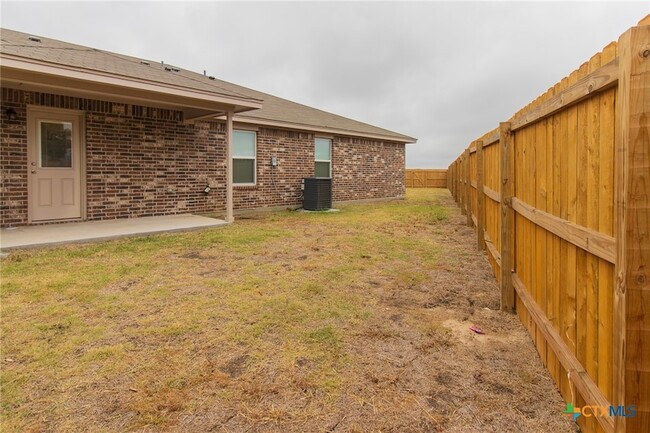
[314,137,332,178]
[233,129,257,186]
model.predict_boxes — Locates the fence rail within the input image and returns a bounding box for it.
[405,169,447,188]
[447,16,649,433]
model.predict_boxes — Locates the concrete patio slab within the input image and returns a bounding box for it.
[0,214,228,250]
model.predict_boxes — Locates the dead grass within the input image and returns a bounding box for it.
[0,189,577,432]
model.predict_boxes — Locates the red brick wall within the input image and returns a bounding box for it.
[233,127,314,209]
[1,88,226,226]
[1,88,406,227]
[333,136,406,202]
[233,130,406,210]
[84,104,227,221]
[0,89,28,227]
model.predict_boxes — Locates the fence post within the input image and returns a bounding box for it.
[499,122,515,312]
[449,164,453,196]
[465,147,472,227]
[613,22,650,433]
[451,163,454,196]
[454,160,458,201]
[452,163,456,197]
[452,162,455,199]
[451,161,456,199]
[460,153,466,215]
[457,159,460,202]
[476,140,485,250]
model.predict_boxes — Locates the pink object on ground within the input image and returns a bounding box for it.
[469,326,485,335]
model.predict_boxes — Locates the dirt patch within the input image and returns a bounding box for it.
[222,354,250,378]
[180,251,214,260]
[100,278,140,293]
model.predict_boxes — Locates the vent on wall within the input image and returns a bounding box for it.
[302,178,332,211]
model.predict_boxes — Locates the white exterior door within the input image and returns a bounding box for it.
[28,108,82,222]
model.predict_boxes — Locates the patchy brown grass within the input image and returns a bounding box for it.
[1,189,577,432]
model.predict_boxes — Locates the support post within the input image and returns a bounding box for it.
[225,110,234,223]
[613,22,650,433]
[500,122,515,312]
[476,140,485,250]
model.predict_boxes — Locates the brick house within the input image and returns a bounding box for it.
[0,29,415,228]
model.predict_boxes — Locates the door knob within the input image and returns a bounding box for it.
[31,170,37,174]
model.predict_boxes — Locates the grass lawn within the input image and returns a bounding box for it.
[1,189,576,432]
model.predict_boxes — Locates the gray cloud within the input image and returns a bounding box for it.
[2,1,647,168]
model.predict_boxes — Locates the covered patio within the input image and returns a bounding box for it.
[1,32,265,231]
[0,214,227,250]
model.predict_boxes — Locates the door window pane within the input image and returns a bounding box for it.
[40,121,72,168]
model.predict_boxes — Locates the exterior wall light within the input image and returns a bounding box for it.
[5,108,17,120]
[203,185,211,194]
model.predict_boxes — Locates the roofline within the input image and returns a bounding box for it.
[0,54,263,110]
[232,115,417,143]
[1,41,416,142]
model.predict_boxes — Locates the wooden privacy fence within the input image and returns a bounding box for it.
[447,17,649,433]
[405,169,447,188]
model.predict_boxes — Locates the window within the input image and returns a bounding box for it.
[39,121,73,168]
[315,138,331,178]
[233,130,256,184]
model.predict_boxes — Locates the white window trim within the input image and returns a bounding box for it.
[233,130,257,186]
[315,137,332,178]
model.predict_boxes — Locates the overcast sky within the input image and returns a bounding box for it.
[1,1,648,167]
